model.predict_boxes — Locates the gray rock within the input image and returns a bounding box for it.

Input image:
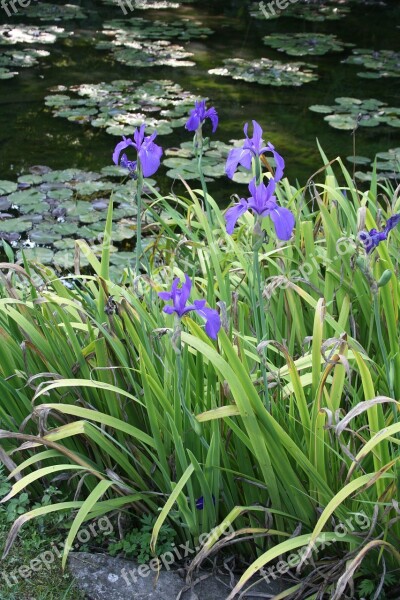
[68,552,285,600]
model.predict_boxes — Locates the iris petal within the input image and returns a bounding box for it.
[226,147,252,179]
[194,306,221,339]
[269,206,295,241]
[134,124,146,149]
[185,112,201,132]
[267,142,285,182]
[158,291,172,301]
[250,120,264,153]
[205,107,218,132]
[139,140,163,178]
[112,137,134,166]
[185,100,218,133]
[178,274,192,314]
[385,214,400,234]
[225,199,249,234]
[247,178,276,215]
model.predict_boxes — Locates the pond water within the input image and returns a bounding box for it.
[0,0,399,266]
[1,1,400,187]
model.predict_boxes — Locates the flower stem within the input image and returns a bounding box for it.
[373,291,394,398]
[254,154,262,186]
[135,163,143,276]
[252,231,270,411]
[174,316,209,449]
[195,132,213,228]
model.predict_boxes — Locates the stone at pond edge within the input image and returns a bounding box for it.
[68,552,285,599]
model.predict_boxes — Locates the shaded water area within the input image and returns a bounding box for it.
[0,0,400,192]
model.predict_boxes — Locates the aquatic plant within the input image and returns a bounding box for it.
[359,214,400,253]
[185,100,218,135]
[263,33,352,57]
[45,79,197,137]
[225,177,295,240]
[113,126,163,179]
[342,48,400,79]
[209,57,318,86]
[0,48,50,79]
[0,112,399,600]
[309,97,400,130]
[159,274,221,340]
[113,126,163,275]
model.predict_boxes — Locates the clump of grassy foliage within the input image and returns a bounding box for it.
[0,466,85,599]
[0,148,399,599]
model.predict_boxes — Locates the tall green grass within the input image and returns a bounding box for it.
[0,155,399,598]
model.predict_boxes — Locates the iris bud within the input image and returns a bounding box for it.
[377,269,392,288]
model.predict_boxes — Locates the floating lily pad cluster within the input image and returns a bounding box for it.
[45,79,198,137]
[209,57,318,86]
[101,17,213,41]
[309,97,400,130]
[101,0,195,7]
[97,37,195,68]
[263,33,352,57]
[164,140,255,183]
[10,3,87,21]
[0,48,49,79]
[342,49,400,79]
[346,148,400,181]
[0,25,70,45]
[250,1,349,21]
[349,0,386,4]
[0,167,161,274]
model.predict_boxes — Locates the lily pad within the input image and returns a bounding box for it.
[342,49,400,79]
[250,0,350,21]
[354,147,400,181]
[0,67,16,79]
[53,249,83,269]
[0,167,163,273]
[0,216,33,234]
[101,17,213,41]
[0,197,11,211]
[17,246,54,264]
[45,79,198,137]
[12,3,88,21]
[8,189,47,206]
[97,38,195,68]
[109,251,135,269]
[209,57,318,86]
[0,181,18,195]
[101,0,180,7]
[0,25,70,45]
[346,155,371,165]
[164,140,251,182]
[29,229,62,244]
[309,97,400,130]
[263,33,352,57]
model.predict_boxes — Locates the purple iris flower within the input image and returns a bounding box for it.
[112,124,163,178]
[185,100,218,134]
[225,177,295,240]
[195,494,216,510]
[226,120,285,181]
[158,274,221,340]
[359,214,400,254]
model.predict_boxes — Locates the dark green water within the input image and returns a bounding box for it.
[1,0,400,199]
